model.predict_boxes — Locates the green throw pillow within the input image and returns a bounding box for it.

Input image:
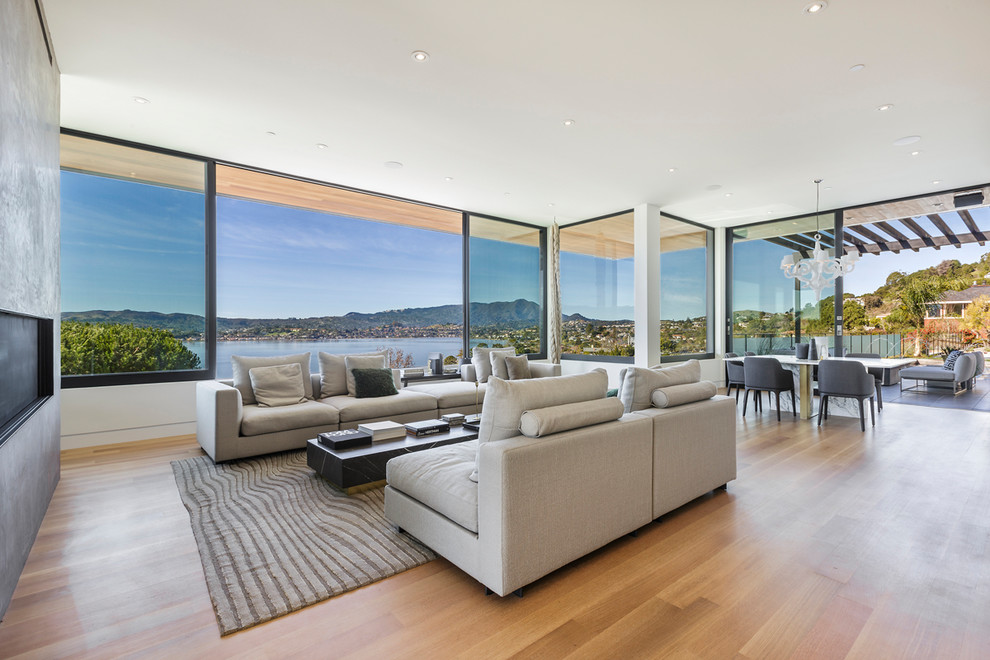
[352,368,398,398]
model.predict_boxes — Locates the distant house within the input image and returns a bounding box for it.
[925,284,990,328]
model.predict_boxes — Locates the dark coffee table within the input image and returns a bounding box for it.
[307,425,478,494]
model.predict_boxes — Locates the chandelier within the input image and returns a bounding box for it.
[780,179,859,300]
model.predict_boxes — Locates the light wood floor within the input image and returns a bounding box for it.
[2,401,990,659]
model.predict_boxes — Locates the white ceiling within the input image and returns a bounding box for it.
[43,0,990,228]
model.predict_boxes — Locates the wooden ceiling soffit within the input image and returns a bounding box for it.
[560,214,634,259]
[957,210,987,245]
[845,224,900,253]
[60,133,206,192]
[766,236,811,257]
[216,164,462,234]
[843,186,990,225]
[926,214,961,248]
[470,217,541,247]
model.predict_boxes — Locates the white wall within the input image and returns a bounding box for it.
[61,381,197,449]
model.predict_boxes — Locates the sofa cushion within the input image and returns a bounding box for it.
[651,381,717,408]
[618,360,701,413]
[471,347,515,383]
[519,397,624,438]
[900,365,956,382]
[232,353,313,405]
[386,440,479,533]
[404,381,486,409]
[489,350,515,380]
[249,363,307,408]
[321,389,438,423]
[944,349,963,371]
[352,367,398,398]
[344,354,388,396]
[240,400,339,436]
[505,355,532,380]
[318,350,387,397]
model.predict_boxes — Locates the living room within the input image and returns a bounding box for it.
[3,1,990,657]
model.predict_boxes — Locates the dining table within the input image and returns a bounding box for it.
[724,354,919,420]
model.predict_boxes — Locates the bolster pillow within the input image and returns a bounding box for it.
[519,397,625,438]
[650,381,717,408]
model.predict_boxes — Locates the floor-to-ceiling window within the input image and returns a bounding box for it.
[660,215,713,358]
[730,213,836,355]
[467,215,545,356]
[560,212,635,358]
[214,165,464,377]
[60,133,210,385]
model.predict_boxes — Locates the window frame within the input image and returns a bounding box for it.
[658,212,716,364]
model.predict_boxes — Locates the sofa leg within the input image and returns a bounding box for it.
[514,588,524,598]
[716,483,728,491]
[628,529,639,538]
[484,586,493,596]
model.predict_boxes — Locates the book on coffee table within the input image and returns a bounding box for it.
[357,420,406,442]
[404,419,451,437]
[318,429,372,449]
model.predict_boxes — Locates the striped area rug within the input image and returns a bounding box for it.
[171,450,436,636]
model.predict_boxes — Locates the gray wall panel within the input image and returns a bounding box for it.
[0,0,61,619]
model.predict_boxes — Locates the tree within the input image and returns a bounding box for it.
[843,299,867,331]
[61,321,201,375]
[960,295,990,345]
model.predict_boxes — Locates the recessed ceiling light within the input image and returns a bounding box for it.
[411,50,429,62]
[804,1,827,14]
[825,186,832,191]
[444,177,453,182]
[562,119,575,127]
[933,202,944,207]
[876,104,894,112]
[933,180,941,185]
[384,161,403,169]
[316,143,328,149]
[893,135,921,146]
[911,150,921,156]
[724,193,733,198]
[132,96,150,104]
[849,64,866,72]
[265,131,277,136]
[548,203,555,208]
[667,168,677,173]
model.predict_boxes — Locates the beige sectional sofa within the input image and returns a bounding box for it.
[195,348,561,462]
[384,362,736,597]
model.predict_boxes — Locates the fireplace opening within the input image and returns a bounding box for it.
[0,310,54,448]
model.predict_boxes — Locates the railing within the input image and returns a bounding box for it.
[900,331,969,357]
[732,331,975,358]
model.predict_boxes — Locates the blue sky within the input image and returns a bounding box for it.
[61,171,206,315]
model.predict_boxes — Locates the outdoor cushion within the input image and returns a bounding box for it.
[318,350,387,397]
[404,381,487,408]
[900,365,956,382]
[231,352,313,404]
[519,397,624,438]
[239,400,339,436]
[386,440,479,533]
[320,389,437,422]
[248,363,307,407]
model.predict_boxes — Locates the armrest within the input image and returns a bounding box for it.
[392,368,402,389]
[195,380,243,462]
[954,354,977,382]
[460,364,477,382]
[529,362,561,378]
[476,415,653,595]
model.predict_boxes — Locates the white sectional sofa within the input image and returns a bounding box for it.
[195,348,561,462]
[384,362,736,597]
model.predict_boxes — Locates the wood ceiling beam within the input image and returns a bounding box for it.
[841,232,872,256]
[926,214,961,248]
[845,225,898,253]
[957,209,986,246]
[899,217,939,250]
[874,221,918,252]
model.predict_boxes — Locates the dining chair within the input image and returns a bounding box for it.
[817,359,876,431]
[724,353,745,402]
[743,357,795,421]
[844,352,884,411]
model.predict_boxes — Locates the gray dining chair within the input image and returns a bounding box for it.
[744,351,756,356]
[844,352,883,411]
[743,357,795,421]
[724,353,745,402]
[817,359,876,431]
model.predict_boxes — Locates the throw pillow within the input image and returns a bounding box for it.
[519,398,624,438]
[352,368,399,398]
[650,381,717,408]
[344,354,387,396]
[489,350,519,380]
[504,355,532,380]
[248,363,306,408]
[617,360,701,413]
[318,350,387,398]
[231,352,312,405]
[471,347,515,383]
[944,349,963,371]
